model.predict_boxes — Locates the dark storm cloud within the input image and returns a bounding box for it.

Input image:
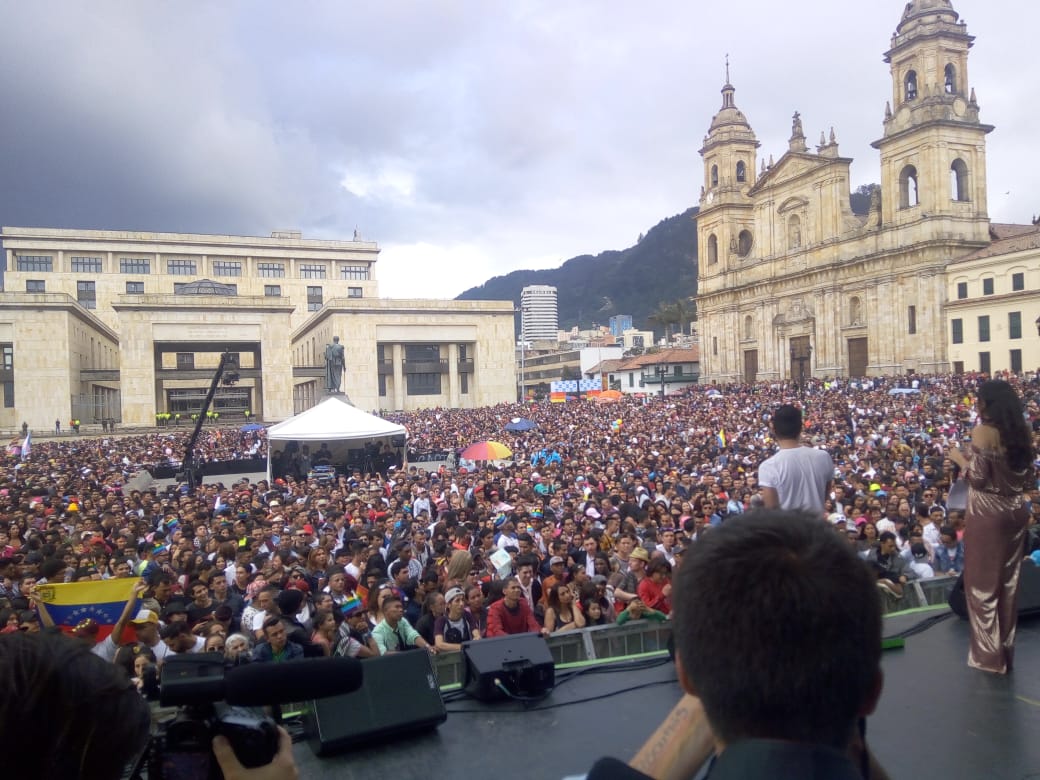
[0,1,1036,297]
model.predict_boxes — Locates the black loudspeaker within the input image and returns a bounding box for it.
[462,632,555,702]
[303,650,446,756]
[390,436,406,448]
[948,560,1040,620]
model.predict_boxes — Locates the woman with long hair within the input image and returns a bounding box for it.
[543,581,586,633]
[948,380,1035,674]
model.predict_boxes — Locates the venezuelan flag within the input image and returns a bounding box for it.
[34,578,138,640]
[717,429,727,447]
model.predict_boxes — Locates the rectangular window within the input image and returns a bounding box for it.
[628,372,634,386]
[307,286,323,311]
[978,315,990,342]
[340,265,369,280]
[120,257,151,274]
[2,344,13,371]
[957,281,968,299]
[978,352,991,374]
[712,337,718,355]
[378,374,387,396]
[166,258,197,275]
[982,278,994,295]
[951,318,963,344]
[953,361,964,374]
[16,255,52,272]
[1010,349,1023,374]
[258,262,285,278]
[176,353,195,370]
[76,281,97,309]
[126,281,144,294]
[348,287,363,298]
[1012,272,1025,292]
[405,344,440,363]
[907,305,917,335]
[407,373,442,396]
[673,365,683,375]
[1009,311,1022,340]
[300,264,327,279]
[461,372,469,394]
[2,381,12,409]
[264,285,281,297]
[71,256,102,273]
[26,280,45,293]
[213,261,242,277]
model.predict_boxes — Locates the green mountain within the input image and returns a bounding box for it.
[455,207,699,335]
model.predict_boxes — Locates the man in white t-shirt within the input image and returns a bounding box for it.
[758,404,834,516]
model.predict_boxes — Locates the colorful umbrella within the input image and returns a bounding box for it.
[461,441,513,460]
[504,417,537,432]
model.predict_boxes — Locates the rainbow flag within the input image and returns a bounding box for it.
[33,578,138,640]
[340,593,363,615]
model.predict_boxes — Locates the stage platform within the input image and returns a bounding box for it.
[292,607,1040,779]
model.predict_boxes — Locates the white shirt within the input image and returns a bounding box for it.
[758,446,835,514]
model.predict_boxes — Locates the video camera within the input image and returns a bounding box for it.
[134,653,362,780]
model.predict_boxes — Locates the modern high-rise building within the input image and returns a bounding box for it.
[520,285,559,343]
[608,314,633,337]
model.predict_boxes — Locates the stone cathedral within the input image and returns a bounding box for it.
[695,0,992,383]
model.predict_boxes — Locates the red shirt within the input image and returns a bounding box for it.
[638,577,671,615]
[486,598,541,636]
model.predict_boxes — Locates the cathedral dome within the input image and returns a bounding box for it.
[898,0,959,31]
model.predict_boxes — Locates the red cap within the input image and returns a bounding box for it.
[302,524,315,535]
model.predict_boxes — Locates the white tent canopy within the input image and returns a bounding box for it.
[266,396,407,480]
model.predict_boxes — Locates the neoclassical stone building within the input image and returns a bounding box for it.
[696,0,1003,383]
[0,227,516,429]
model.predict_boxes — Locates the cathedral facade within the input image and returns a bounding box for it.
[696,0,994,383]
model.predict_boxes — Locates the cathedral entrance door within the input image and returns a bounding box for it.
[743,350,758,383]
[847,337,868,377]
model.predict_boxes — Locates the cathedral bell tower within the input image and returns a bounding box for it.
[872,0,992,241]
[698,66,760,284]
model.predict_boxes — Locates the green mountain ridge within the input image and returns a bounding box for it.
[455,207,700,335]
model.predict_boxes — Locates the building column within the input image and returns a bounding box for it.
[447,343,459,408]
[392,344,404,411]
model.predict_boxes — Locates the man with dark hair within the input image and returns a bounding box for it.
[371,595,436,655]
[253,615,305,663]
[587,509,888,779]
[867,530,915,597]
[758,404,834,514]
[486,577,549,637]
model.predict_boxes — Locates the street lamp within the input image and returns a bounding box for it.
[655,364,666,399]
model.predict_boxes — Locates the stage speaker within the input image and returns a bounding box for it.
[303,650,446,757]
[948,560,1040,620]
[462,632,555,702]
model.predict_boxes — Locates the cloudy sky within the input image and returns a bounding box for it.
[1,1,1036,299]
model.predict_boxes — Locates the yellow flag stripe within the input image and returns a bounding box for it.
[34,578,137,606]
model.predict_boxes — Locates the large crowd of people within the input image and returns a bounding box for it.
[1,372,1038,694]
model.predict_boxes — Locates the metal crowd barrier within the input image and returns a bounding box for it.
[880,574,957,615]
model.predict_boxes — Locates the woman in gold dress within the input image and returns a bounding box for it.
[949,380,1035,674]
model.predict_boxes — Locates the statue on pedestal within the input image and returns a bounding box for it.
[324,336,345,394]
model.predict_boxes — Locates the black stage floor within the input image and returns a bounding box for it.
[293,608,1040,779]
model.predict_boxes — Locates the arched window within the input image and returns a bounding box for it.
[743,315,754,340]
[710,165,719,187]
[951,158,969,201]
[736,161,746,183]
[737,230,753,257]
[707,234,718,265]
[849,297,862,326]
[905,70,918,101]
[944,64,956,94]
[899,165,919,209]
[788,214,802,249]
